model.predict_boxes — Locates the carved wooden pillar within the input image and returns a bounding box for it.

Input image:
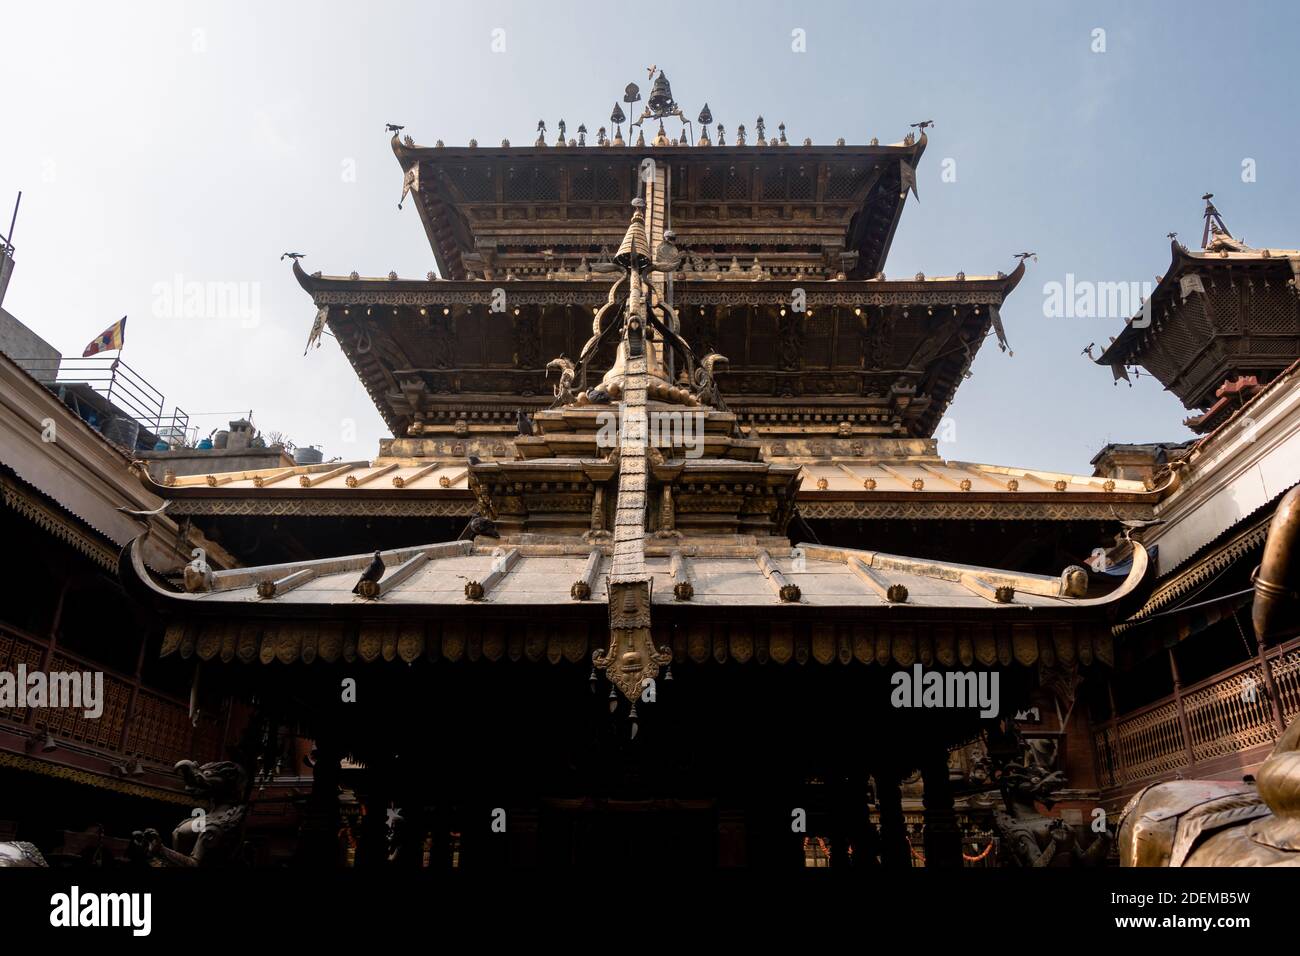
[848,776,881,868]
[294,739,342,868]
[920,749,961,868]
[1167,647,1196,769]
[874,771,910,868]
[355,762,391,868]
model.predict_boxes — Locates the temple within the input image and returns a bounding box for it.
[4,72,1298,870]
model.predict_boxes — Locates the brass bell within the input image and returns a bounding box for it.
[647,71,674,114]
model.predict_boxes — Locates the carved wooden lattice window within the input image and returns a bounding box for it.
[570,167,596,201]
[762,167,787,200]
[725,167,748,200]
[506,168,560,202]
[1247,287,1299,334]
[452,167,495,202]
[789,166,814,200]
[698,167,723,200]
[825,165,871,200]
[596,167,622,201]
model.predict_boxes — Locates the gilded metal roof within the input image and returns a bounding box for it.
[128,534,1148,615]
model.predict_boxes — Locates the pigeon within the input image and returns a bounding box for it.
[586,386,611,405]
[516,409,534,436]
[1013,252,1037,263]
[463,516,500,539]
[385,124,405,133]
[467,455,482,466]
[352,551,385,594]
[280,252,305,261]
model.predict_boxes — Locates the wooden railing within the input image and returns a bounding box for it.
[0,624,223,769]
[1094,637,1300,790]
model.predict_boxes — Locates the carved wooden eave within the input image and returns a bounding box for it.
[1096,238,1300,410]
[127,443,1164,524]
[291,258,1024,440]
[389,134,927,282]
[124,535,1149,670]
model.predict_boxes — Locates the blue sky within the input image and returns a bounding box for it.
[2,0,1296,471]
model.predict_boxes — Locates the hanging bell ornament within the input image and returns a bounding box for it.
[589,667,598,693]
[629,702,640,740]
[608,685,618,713]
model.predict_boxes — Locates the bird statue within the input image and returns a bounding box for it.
[117,501,171,517]
[385,124,405,133]
[352,551,385,595]
[462,516,500,539]
[1110,511,1166,540]
[183,548,214,593]
[280,252,305,261]
[516,409,534,436]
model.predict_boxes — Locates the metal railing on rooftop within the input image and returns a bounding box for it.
[16,356,191,445]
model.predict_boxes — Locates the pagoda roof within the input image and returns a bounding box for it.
[124,533,1149,642]
[1094,236,1300,410]
[390,133,928,281]
[131,444,1163,524]
[291,258,1026,441]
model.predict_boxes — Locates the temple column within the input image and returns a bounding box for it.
[920,747,961,868]
[294,739,342,868]
[848,776,881,868]
[874,770,911,868]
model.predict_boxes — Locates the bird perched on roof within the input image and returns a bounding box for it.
[909,120,934,133]
[1082,342,1096,359]
[352,551,385,595]
[467,455,482,466]
[1014,252,1037,263]
[281,252,305,261]
[385,124,404,133]
[516,409,534,436]
[586,386,612,405]
[461,516,500,539]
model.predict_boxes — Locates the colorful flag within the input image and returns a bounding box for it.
[83,317,126,357]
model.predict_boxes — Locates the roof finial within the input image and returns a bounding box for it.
[1201,193,1231,248]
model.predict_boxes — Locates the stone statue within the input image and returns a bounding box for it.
[986,762,1111,867]
[546,356,578,407]
[131,760,249,867]
[692,353,729,411]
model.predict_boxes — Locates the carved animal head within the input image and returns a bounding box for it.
[176,760,246,804]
